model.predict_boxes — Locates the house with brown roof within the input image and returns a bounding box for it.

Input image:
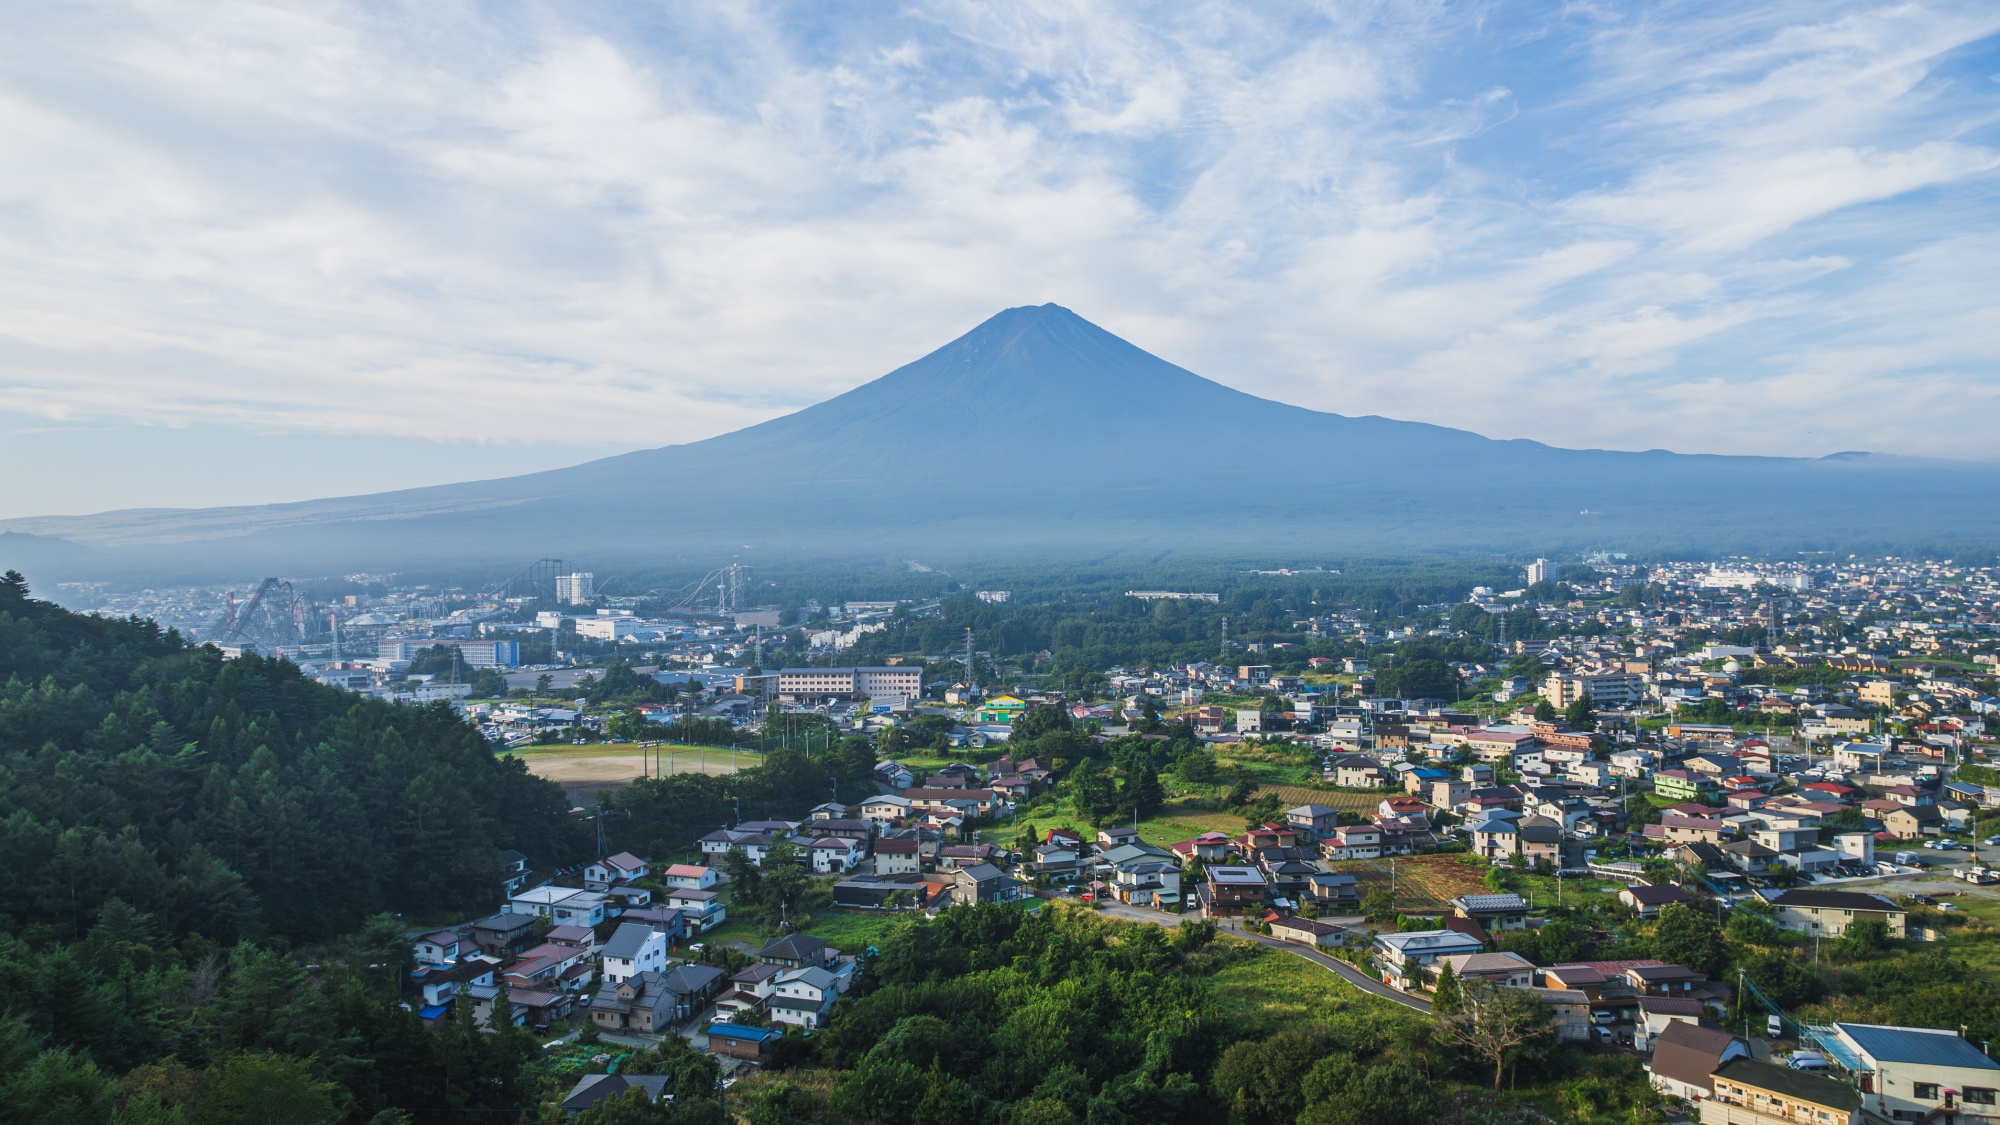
[1648,1020,1750,1101]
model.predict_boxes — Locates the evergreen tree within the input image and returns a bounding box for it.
[1432,962,1463,1014]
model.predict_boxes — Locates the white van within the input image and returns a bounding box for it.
[1788,1053,1831,1073]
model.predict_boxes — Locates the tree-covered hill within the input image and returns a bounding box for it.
[0,570,580,945]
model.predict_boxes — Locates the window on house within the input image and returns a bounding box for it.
[1914,1084,1940,1101]
[1964,1089,1997,1106]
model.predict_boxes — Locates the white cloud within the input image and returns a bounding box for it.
[0,0,1998,518]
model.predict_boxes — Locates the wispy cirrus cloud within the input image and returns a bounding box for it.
[0,0,1997,516]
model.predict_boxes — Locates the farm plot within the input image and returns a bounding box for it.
[1252,786,1384,815]
[1322,853,1488,913]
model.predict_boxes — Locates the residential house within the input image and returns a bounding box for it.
[1517,816,1566,867]
[1098,825,1141,850]
[1322,824,1383,861]
[588,965,724,1033]
[698,829,777,866]
[1655,770,1722,803]
[1649,1020,1751,1101]
[1270,917,1349,949]
[1828,1022,2000,1122]
[1703,1057,1861,1125]
[600,923,670,985]
[562,1076,673,1115]
[1768,890,1906,939]
[1451,893,1530,931]
[759,933,832,970]
[1112,858,1181,909]
[705,1023,785,1062]
[771,966,839,1029]
[1170,832,1234,866]
[1622,884,1693,919]
[1884,805,1943,839]
[1431,778,1472,811]
[414,930,463,966]
[873,760,916,790]
[808,836,867,874]
[1639,997,1707,1044]
[583,852,650,891]
[1332,755,1391,789]
[1306,873,1362,913]
[663,864,717,891]
[1199,866,1270,919]
[858,794,914,825]
[509,886,609,929]
[666,887,727,934]
[874,837,923,875]
[1287,804,1341,841]
[1651,815,1731,846]
[499,850,530,895]
[712,962,783,1022]
[469,912,536,959]
[1471,816,1520,861]
[1373,928,1487,991]
[1428,951,1536,989]
[952,862,1019,906]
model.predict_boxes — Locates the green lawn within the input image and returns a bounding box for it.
[1208,939,1418,1037]
[805,910,908,954]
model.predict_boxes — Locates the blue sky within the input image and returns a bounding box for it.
[3,0,1998,517]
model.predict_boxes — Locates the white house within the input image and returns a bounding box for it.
[857,795,913,825]
[872,837,923,876]
[808,836,866,874]
[509,886,609,929]
[584,852,650,890]
[662,863,717,891]
[600,923,669,985]
[414,930,462,966]
[665,887,727,933]
[1829,1022,2000,1122]
[1372,928,1486,991]
[770,966,839,1029]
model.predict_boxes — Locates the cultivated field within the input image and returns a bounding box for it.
[1322,853,1488,912]
[1251,785,1385,814]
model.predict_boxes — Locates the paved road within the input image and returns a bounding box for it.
[1094,902,1431,1014]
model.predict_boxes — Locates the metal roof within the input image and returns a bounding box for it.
[1837,1024,2000,1071]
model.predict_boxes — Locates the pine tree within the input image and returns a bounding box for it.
[1431,962,1463,1014]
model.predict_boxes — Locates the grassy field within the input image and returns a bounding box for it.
[805,910,907,954]
[1209,938,1418,1036]
[982,795,1265,850]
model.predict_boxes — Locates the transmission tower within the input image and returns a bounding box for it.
[1219,616,1230,661]
[964,628,977,690]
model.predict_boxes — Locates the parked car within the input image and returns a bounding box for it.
[1592,1010,1615,1025]
[1768,1015,1784,1038]
[1594,1026,1613,1042]
[1788,1053,1831,1073]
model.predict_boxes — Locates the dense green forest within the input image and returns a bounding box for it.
[0,571,602,1122]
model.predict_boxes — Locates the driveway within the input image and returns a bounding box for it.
[1092,901,1431,1014]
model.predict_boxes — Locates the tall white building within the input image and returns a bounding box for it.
[556,572,595,605]
[1526,559,1559,585]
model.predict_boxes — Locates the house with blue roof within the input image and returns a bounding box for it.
[1827,1022,2000,1122]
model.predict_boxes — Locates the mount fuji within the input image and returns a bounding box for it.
[6,304,1996,578]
